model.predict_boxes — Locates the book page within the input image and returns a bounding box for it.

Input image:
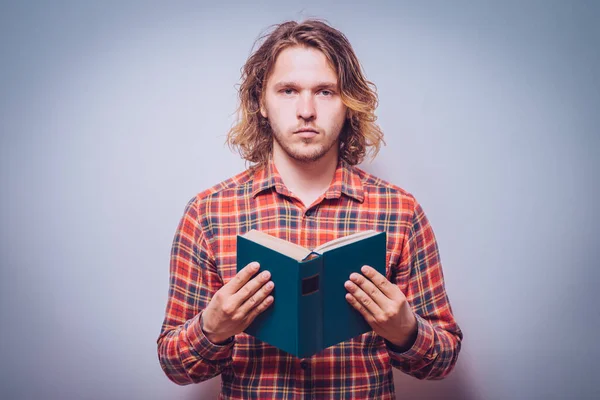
[242,230,312,261]
[314,230,378,253]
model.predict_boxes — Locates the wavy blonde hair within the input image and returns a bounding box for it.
[226,19,385,167]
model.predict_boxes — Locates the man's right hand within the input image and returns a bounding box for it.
[201,261,274,344]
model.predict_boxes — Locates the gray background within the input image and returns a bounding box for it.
[1,1,599,399]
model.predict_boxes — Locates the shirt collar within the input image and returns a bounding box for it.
[251,157,365,203]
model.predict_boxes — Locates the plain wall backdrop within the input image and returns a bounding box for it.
[1,1,599,399]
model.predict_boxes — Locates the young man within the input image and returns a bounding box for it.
[157,20,462,399]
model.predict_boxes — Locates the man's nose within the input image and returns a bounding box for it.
[297,92,316,121]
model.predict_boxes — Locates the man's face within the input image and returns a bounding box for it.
[261,46,347,163]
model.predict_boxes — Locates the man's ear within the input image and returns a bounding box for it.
[260,101,267,119]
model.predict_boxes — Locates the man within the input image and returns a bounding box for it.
[157,19,462,399]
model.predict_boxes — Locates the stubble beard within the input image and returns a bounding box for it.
[272,130,339,163]
[270,116,348,164]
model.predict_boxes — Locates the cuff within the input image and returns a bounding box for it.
[186,311,235,361]
[386,313,436,362]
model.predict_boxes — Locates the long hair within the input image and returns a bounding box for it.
[226,19,385,167]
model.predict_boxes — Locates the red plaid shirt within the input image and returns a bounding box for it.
[157,158,462,399]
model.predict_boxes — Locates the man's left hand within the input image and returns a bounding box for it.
[345,265,418,350]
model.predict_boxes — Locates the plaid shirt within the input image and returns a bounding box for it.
[157,158,462,399]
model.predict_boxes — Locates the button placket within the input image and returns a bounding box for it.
[303,207,317,249]
[300,359,309,370]
[298,358,314,399]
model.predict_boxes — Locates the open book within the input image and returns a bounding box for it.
[236,229,387,358]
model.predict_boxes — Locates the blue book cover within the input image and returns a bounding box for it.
[236,230,387,358]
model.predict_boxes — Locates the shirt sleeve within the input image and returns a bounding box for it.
[386,200,463,380]
[157,197,234,385]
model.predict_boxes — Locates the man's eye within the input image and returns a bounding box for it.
[320,90,333,96]
[282,89,295,95]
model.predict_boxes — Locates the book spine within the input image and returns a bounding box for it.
[296,255,324,358]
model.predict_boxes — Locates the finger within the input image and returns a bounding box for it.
[359,265,399,299]
[344,280,382,316]
[345,293,375,324]
[348,272,389,308]
[238,278,275,316]
[225,261,260,293]
[246,294,274,324]
[232,269,272,306]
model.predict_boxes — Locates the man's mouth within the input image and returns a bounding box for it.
[294,128,319,138]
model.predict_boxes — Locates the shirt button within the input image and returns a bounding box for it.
[300,360,309,370]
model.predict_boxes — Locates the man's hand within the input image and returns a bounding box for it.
[345,265,418,350]
[201,262,274,344]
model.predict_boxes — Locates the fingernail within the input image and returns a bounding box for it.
[261,271,270,279]
[361,265,369,273]
[266,281,274,289]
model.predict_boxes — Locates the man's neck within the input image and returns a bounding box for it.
[272,148,339,209]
